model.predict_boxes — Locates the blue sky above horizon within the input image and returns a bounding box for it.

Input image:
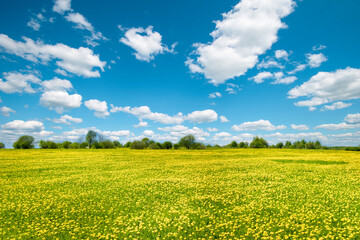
[0,0,360,147]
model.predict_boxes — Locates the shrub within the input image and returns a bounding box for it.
[191,143,206,149]
[345,147,360,151]
[13,135,35,149]
[100,140,115,149]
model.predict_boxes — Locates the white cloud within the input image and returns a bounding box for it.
[250,71,273,84]
[0,72,41,93]
[41,77,73,91]
[232,119,286,131]
[111,105,184,124]
[345,113,360,124]
[287,63,306,75]
[209,92,222,98]
[220,115,229,123]
[215,132,232,138]
[265,132,327,143]
[275,49,289,60]
[52,127,131,142]
[288,67,360,109]
[65,12,107,47]
[291,124,309,131]
[53,0,72,14]
[40,90,82,114]
[158,125,188,132]
[120,26,175,62]
[0,106,15,117]
[257,58,284,69]
[321,102,352,111]
[225,83,241,94]
[142,130,155,137]
[272,76,297,85]
[27,18,41,31]
[85,99,110,118]
[207,127,218,132]
[312,45,326,51]
[186,0,295,85]
[134,121,148,128]
[315,122,360,130]
[0,34,106,77]
[306,53,327,68]
[53,115,82,124]
[186,109,218,123]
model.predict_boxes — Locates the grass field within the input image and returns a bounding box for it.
[0,149,360,239]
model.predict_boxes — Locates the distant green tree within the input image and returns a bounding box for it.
[315,140,322,149]
[113,140,121,148]
[155,142,162,149]
[162,141,173,149]
[69,142,79,149]
[250,137,268,148]
[100,140,115,149]
[124,142,131,148]
[13,135,35,149]
[276,142,284,148]
[148,143,160,149]
[173,143,180,149]
[86,130,98,149]
[141,138,150,148]
[130,141,146,149]
[80,142,88,149]
[0,142,5,149]
[191,142,206,149]
[179,134,196,149]
[62,141,71,149]
[305,141,315,149]
[230,141,238,148]
[285,141,292,148]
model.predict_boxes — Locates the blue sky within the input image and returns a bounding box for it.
[0,0,360,147]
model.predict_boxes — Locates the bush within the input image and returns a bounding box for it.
[250,137,268,148]
[62,141,71,149]
[130,141,146,149]
[191,143,206,149]
[113,141,121,148]
[345,147,360,151]
[230,141,238,148]
[276,142,284,148]
[69,142,79,149]
[0,142,4,149]
[148,143,160,149]
[13,135,35,149]
[173,143,180,149]
[39,140,58,149]
[238,142,248,148]
[80,142,88,149]
[162,141,173,149]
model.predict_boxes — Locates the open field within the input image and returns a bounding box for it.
[1,149,360,239]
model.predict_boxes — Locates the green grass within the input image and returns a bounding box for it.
[0,149,360,239]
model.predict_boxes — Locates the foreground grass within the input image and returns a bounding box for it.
[0,149,360,239]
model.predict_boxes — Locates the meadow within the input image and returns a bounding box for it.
[0,149,359,239]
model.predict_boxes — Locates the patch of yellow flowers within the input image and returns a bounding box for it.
[0,148,359,239]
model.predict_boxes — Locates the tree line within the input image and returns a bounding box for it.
[0,130,338,150]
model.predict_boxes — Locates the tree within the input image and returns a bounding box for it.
[80,142,88,149]
[192,142,206,149]
[100,140,115,149]
[113,140,121,148]
[173,143,180,149]
[69,142,79,149]
[179,134,196,149]
[162,141,173,149]
[86,130,97,148]
[62,141,71,149]
[230,141,238,148]
[148,143,160,149]
[141,138,150,148]
[285,141,292,148]
[124,142,131,148]
[250,137,268,148]
[0,142,4,149]
[276,142,284,148]
[130,141,146,149]
[315,140,322,149]
[13,135,35,149]
[305,141,315,149]
[155,142,162,149]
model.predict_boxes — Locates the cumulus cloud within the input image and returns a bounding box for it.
[111,105,184,124]
[345,113,360,124]
[215,132,232,138]
[275,49,290,60]
[312,45,326,51]
[287,64,307,75]
[186,0,295,85]
[307,53,327,68]
[85,99,110,118]
[288,67,360,110]
[120,26,175,62]
[186,110,218,123]
[52,115,82,124]
[291,124,309,131]
[257,58,284,69]
[220,115,230,123]
[207,127,218,132]
[134,121,148,128]
[0,72,41,93]
[53,0,72,14]
[225,83,241,94]
[65,12,107,47]
[41,77,73,91]
[0,34,106,77]
[0,106,15,117]
[272,75,297,85]
[250,71,273,84]
[209,92,222,98]
[265,132,327,143]
[232,119,286,131]
[315,122,360,130]
[27,18,41,31]
[158,125,189,132]
[40,90,82,114]
[321,102,352,111]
